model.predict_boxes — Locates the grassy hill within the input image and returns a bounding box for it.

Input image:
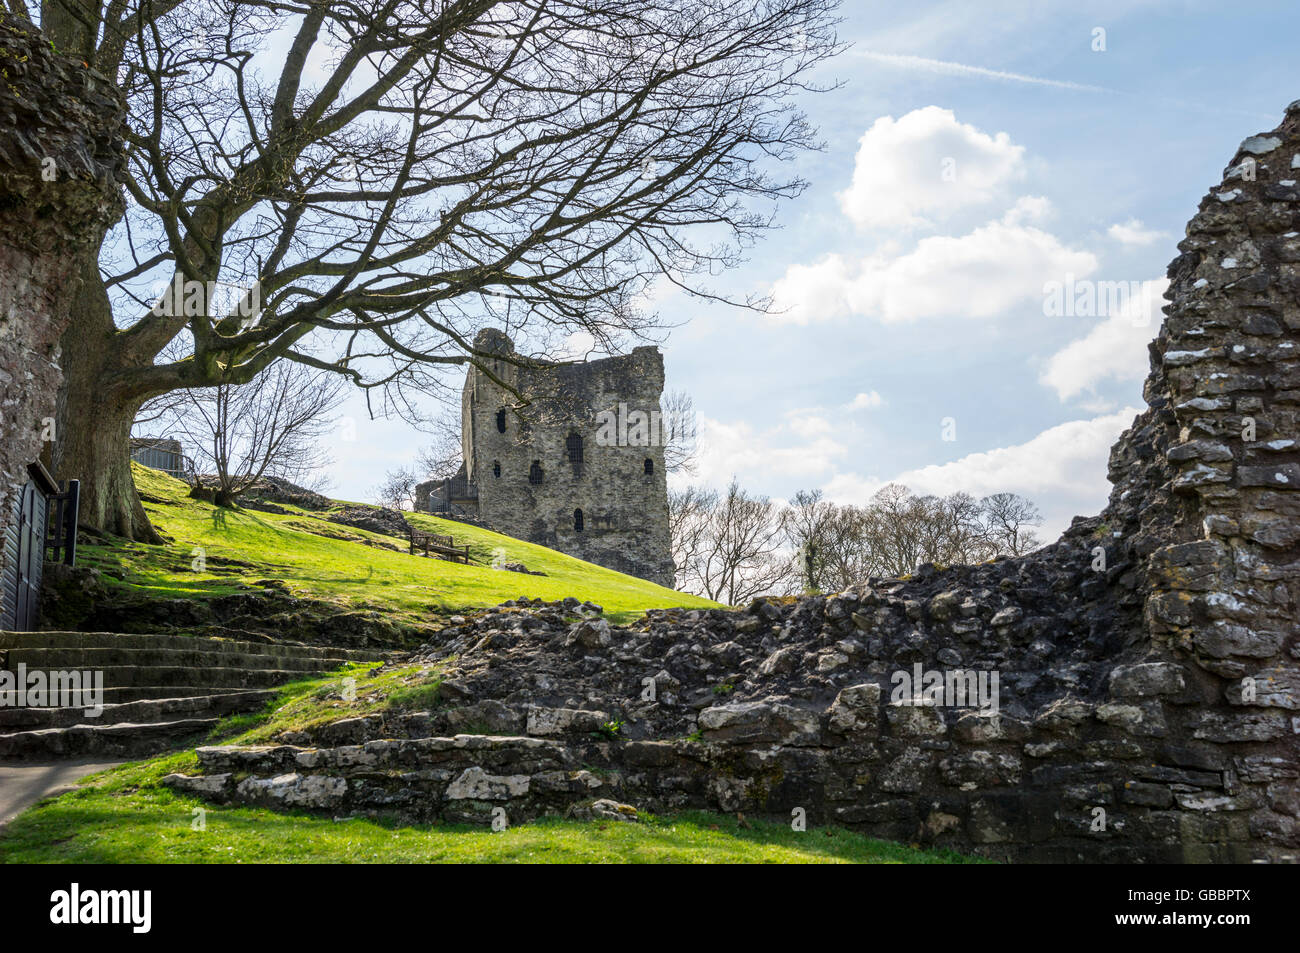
[74,464,718,626]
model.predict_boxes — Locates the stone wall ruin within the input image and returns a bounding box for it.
[0,14,126,620]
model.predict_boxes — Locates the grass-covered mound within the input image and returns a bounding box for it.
[71,464,718,627]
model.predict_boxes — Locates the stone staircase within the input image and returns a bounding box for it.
[0,631,389,760]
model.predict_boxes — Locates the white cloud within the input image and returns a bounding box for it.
[772,218,1097,324]
[895,410,1139,498]
[824,408,1142,541]
[1039,278,1168,400]
[1001,195,1054,225]
[837,107,1026,229]
[1107,218,1168,246]
[785,411,834,438]
[847,391,885,410]
[689,415,847,489]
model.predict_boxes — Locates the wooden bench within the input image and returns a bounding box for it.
[409,530,471,564]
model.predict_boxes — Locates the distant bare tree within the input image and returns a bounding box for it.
[669,484,716,589]
[661,390,699,475]
[942,492,995,564]
[151,361,346,506]
[980,492,1044,556]
[674,479,792,603]
[415,415,465,482]
[674,478,1046,596]
[907,491,990,567]
[847,485,1046,577]
[858,483,925,577]
[781,488,837,592]
[376,467,421,512]
[816,504,873,590]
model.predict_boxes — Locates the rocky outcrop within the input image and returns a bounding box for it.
[324,505,412,539]
[164,106,1300,862]
[0,14,126,584]
[234,476,333,512]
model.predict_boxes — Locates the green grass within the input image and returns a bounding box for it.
[78,464,719,625]
[205,661,443,744]
[0,666,977,864]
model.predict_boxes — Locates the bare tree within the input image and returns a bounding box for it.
[672,478,1047,596]
[859,483,925,577]
[674,478,792,603]
[940,491,994,564]
[815,504,873,591]
[151,360,346,506]
[845,485,1046,578]
[415,415,465,482]
[780,487,836,592]
[668,483,716,590]
[34,0,844,541]
[980,492,1044,556]
[376,466,421,512]
[661,389,699,475]
[907,491,991,567]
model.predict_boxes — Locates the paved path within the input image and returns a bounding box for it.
[0,760,126,832]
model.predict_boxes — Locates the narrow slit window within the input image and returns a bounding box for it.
[643,458,654,475]
[566,432,583,464]
[496,409,507,433]
[492,460,501,478]
[574,508,584,532]
[528,461,543,485]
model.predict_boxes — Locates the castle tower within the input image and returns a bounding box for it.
[460,330,675,587]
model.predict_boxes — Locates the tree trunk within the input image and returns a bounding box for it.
[54,377,160,543]
[52,273,164,543]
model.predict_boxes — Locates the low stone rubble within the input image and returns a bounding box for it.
[164,542,1242,861]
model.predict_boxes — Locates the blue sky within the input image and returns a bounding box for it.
[322,0,1300,539]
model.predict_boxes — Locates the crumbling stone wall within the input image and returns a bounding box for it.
[458,329,674,586]
[165,107,1300,862]
[0,14,125,588]
[1126,111,1300,854]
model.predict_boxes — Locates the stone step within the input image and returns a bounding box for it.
[0,689,275,730]
[24,665,341,690]
[27,685,273,705]
[195,734,573,775]
[0,630,388,661]
[167,735,608,824]
[0,632,389,763]
[2,646,365,673]
[0,717,221,760]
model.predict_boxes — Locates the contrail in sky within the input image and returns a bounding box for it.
[854,51,1113,93]
[854,49,1276,121]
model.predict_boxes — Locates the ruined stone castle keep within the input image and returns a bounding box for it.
[417,329,675,587]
